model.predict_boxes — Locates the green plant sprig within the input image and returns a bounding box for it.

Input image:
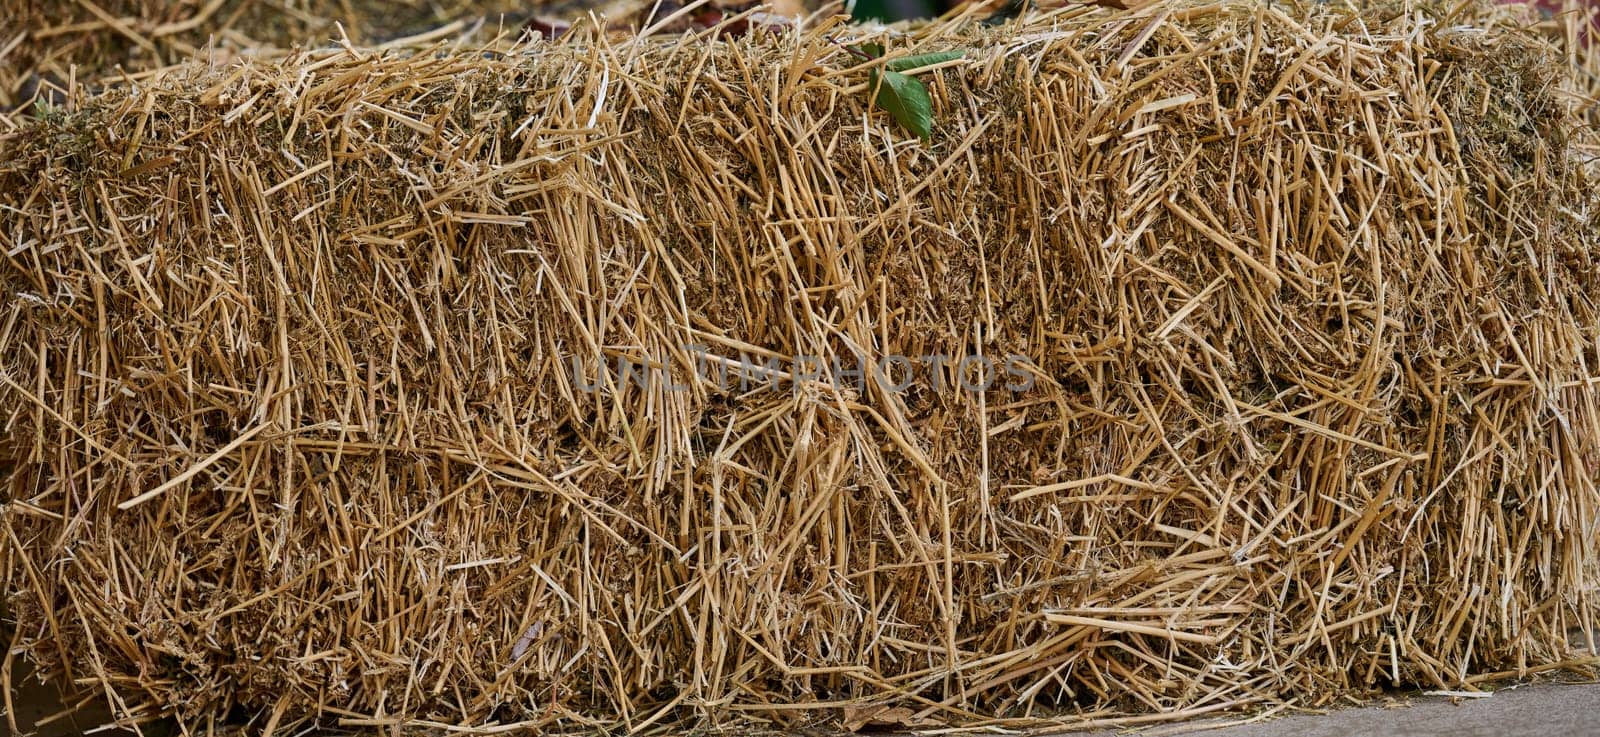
[835,40,965,140]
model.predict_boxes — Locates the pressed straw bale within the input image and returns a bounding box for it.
[0,0,564,113]
[2,0,1599,733]
[1564,1,1600,139]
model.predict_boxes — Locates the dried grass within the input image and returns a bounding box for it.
[2,0,1599,734]
[0,0,578,112]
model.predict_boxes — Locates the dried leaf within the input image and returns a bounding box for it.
[841,705,940,732]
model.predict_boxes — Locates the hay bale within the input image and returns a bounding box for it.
[2,0,1598,732]
[0,0,578,112]
[1563,0,1600,140]
[0,0,806,115]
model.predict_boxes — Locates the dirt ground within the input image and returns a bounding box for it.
[1062,683,1600,737]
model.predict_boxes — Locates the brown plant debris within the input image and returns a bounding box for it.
[1,0,1599,734]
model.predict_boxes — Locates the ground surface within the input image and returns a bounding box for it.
[1061,682,1600,737]
[3,675,1598,736]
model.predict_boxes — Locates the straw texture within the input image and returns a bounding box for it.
[0,0,581,114]
[2,0,1598,733]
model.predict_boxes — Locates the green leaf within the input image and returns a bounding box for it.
[870,69,934,140]
[885,50,964,74]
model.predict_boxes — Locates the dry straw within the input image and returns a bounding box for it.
[0,0,532,88]
[2,0,1599,734]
